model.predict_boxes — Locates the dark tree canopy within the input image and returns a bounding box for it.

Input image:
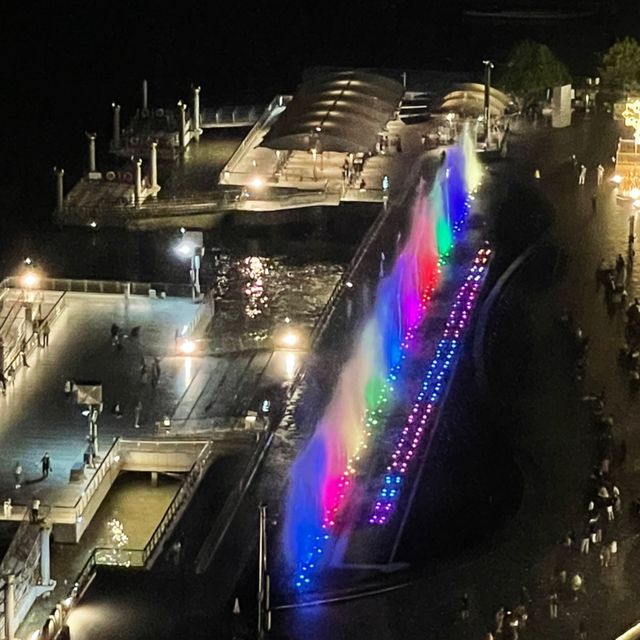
[498,40,571,108]
[599,37,640,95]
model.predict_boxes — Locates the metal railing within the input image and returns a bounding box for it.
[1,277,193,298]
[49,439,122,525]
[1,289,66,378]
[200,105,263,128]
[219,94,292,178]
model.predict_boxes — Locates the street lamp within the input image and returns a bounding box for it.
[174,231,205,301]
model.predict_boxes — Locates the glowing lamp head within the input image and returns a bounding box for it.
[89,221,97,228]
[611,174,623,184]
[630,188,640,200]
[21,272,39,288]
[175,240,194,257]
[179,339,196,355]
[633,199,640,209]
[250,176,264,189]
[281,331,299,348]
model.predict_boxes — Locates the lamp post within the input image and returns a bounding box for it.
[175,231,205,301]
[482,60,494,148]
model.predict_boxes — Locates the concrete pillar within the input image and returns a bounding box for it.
[151,471,158,487]
[192,85,201,140]
[112,103,121,149]
[86,132,97,173]
[134,158,143,204]
[178,101,187,150]
[40,522,52,586]
[142,79,148,111]
[4,573,15,640]
[54,167,64,214]
[150,141,158,193]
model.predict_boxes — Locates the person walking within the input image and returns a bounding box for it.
[112,401,123,419]
[549,591,559,619]
[600,543,612,567]
[41,452,51,478]
[134,400,143,429]
[20,338,30,368]
[151,357,161,388]
[578,617,588,640]
[597,164,605,185]
[580,526,590,554]
[14,462,23,489]
[64,378,73,398]
[460,593,470,621]
[579,164,587,185]
[139,357,148,383]
[42,320,50,347]
[31,496,40,523]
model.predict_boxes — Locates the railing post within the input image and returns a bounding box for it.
[4,573,15,640]
[40,521,53,586]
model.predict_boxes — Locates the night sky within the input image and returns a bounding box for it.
[1,0,637,244]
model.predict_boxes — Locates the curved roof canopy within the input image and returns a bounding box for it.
[262,70,404,153]
[433,83,512,117]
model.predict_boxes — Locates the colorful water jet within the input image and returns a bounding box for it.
[284,129,483,590]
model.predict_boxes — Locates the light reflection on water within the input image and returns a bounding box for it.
[209,255,343,351]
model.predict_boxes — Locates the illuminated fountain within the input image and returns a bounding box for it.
[284,127,486,590]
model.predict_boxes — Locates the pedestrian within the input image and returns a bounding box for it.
[134,400,143,429]
[460,593,469,621]
[33,316,41,348]
[495,607,505,634]
[613,485,622,513]
[139,357,148,382]
[616,253,626,275]
[578,616,587,640]
[549,591,559,619]
[31,496,40,523]
[151,357,161,388]
[571,153,577,169]
[0,370,6,395]
[600,543,611,567]
[484,631,494,640]
[41,452,51,478]
[579,164,587,185]
[6,365,15,387]
[597,164,605,185]
[606,500,615,521]
[591,193,597,213]
[609,539,618,565]
[20,338,29,368]
[112,401,123,419]
[14,462,23,489]
[571,573,585,601]
[64,379,73,398]
[42,320,50,347]
[534,168,541,179]
[580,527,590,554]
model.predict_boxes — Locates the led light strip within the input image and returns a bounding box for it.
[369,248,491,525]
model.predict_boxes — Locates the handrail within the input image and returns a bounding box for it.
[139,440,213,565]
[1,277,193,298]
[220,95,292,178]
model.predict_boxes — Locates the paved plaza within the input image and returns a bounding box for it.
[0,292,197,511]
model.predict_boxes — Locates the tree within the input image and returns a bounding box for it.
[599,37,640,96]
[497,40,571,109]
